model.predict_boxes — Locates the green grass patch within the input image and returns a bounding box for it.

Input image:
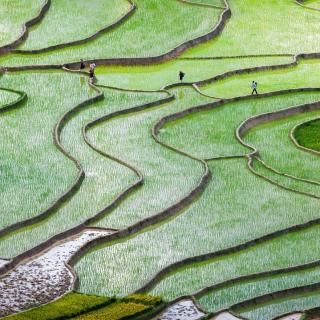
[123,294,163,306]
[186,0,225,6]
[198,264,320,313]
[73,302,151,320]
[4,292,113,320]
[4,293,163,320]
[294,118,320,152]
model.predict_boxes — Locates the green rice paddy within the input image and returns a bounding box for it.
[20,0,131,51]
[0,0,43,47]
[2,0,320,319]
[0,0,222,67]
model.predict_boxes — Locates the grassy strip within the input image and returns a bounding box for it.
[293,118,320,152]
[77,153,320,299]
[3,292,114,320]
[122,294,162,306]
[73,302,151,320]
[3,292,163,320]
[197,256,320,313]
[177,0,225,9]
[73,295,164,320]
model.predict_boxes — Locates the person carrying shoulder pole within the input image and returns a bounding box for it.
[89,63,96,84]
[251,81,258,95]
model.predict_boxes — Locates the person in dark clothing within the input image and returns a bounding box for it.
[89,68,95,83]
[80,59,85,70]
[179,71,185,81]
[251,81,258,95]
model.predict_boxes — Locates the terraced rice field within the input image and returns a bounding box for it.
[1,1,320,319]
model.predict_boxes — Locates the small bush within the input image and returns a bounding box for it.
[294,119,320,152]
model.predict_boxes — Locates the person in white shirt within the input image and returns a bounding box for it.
[251,81,258,95]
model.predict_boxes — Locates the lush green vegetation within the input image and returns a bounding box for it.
[0,0,43,47]
[73,302,150,320]
[4,292,113,320]
[4,292,163,320]
[144,160,320,301]
[20,0,131,50]
[294,118,320,152]
[199,263,320,314]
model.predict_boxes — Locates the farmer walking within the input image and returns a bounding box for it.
[89,63,96,84]
[80,59,85,70]
[179,71,185,82]
[251,81,258,95]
